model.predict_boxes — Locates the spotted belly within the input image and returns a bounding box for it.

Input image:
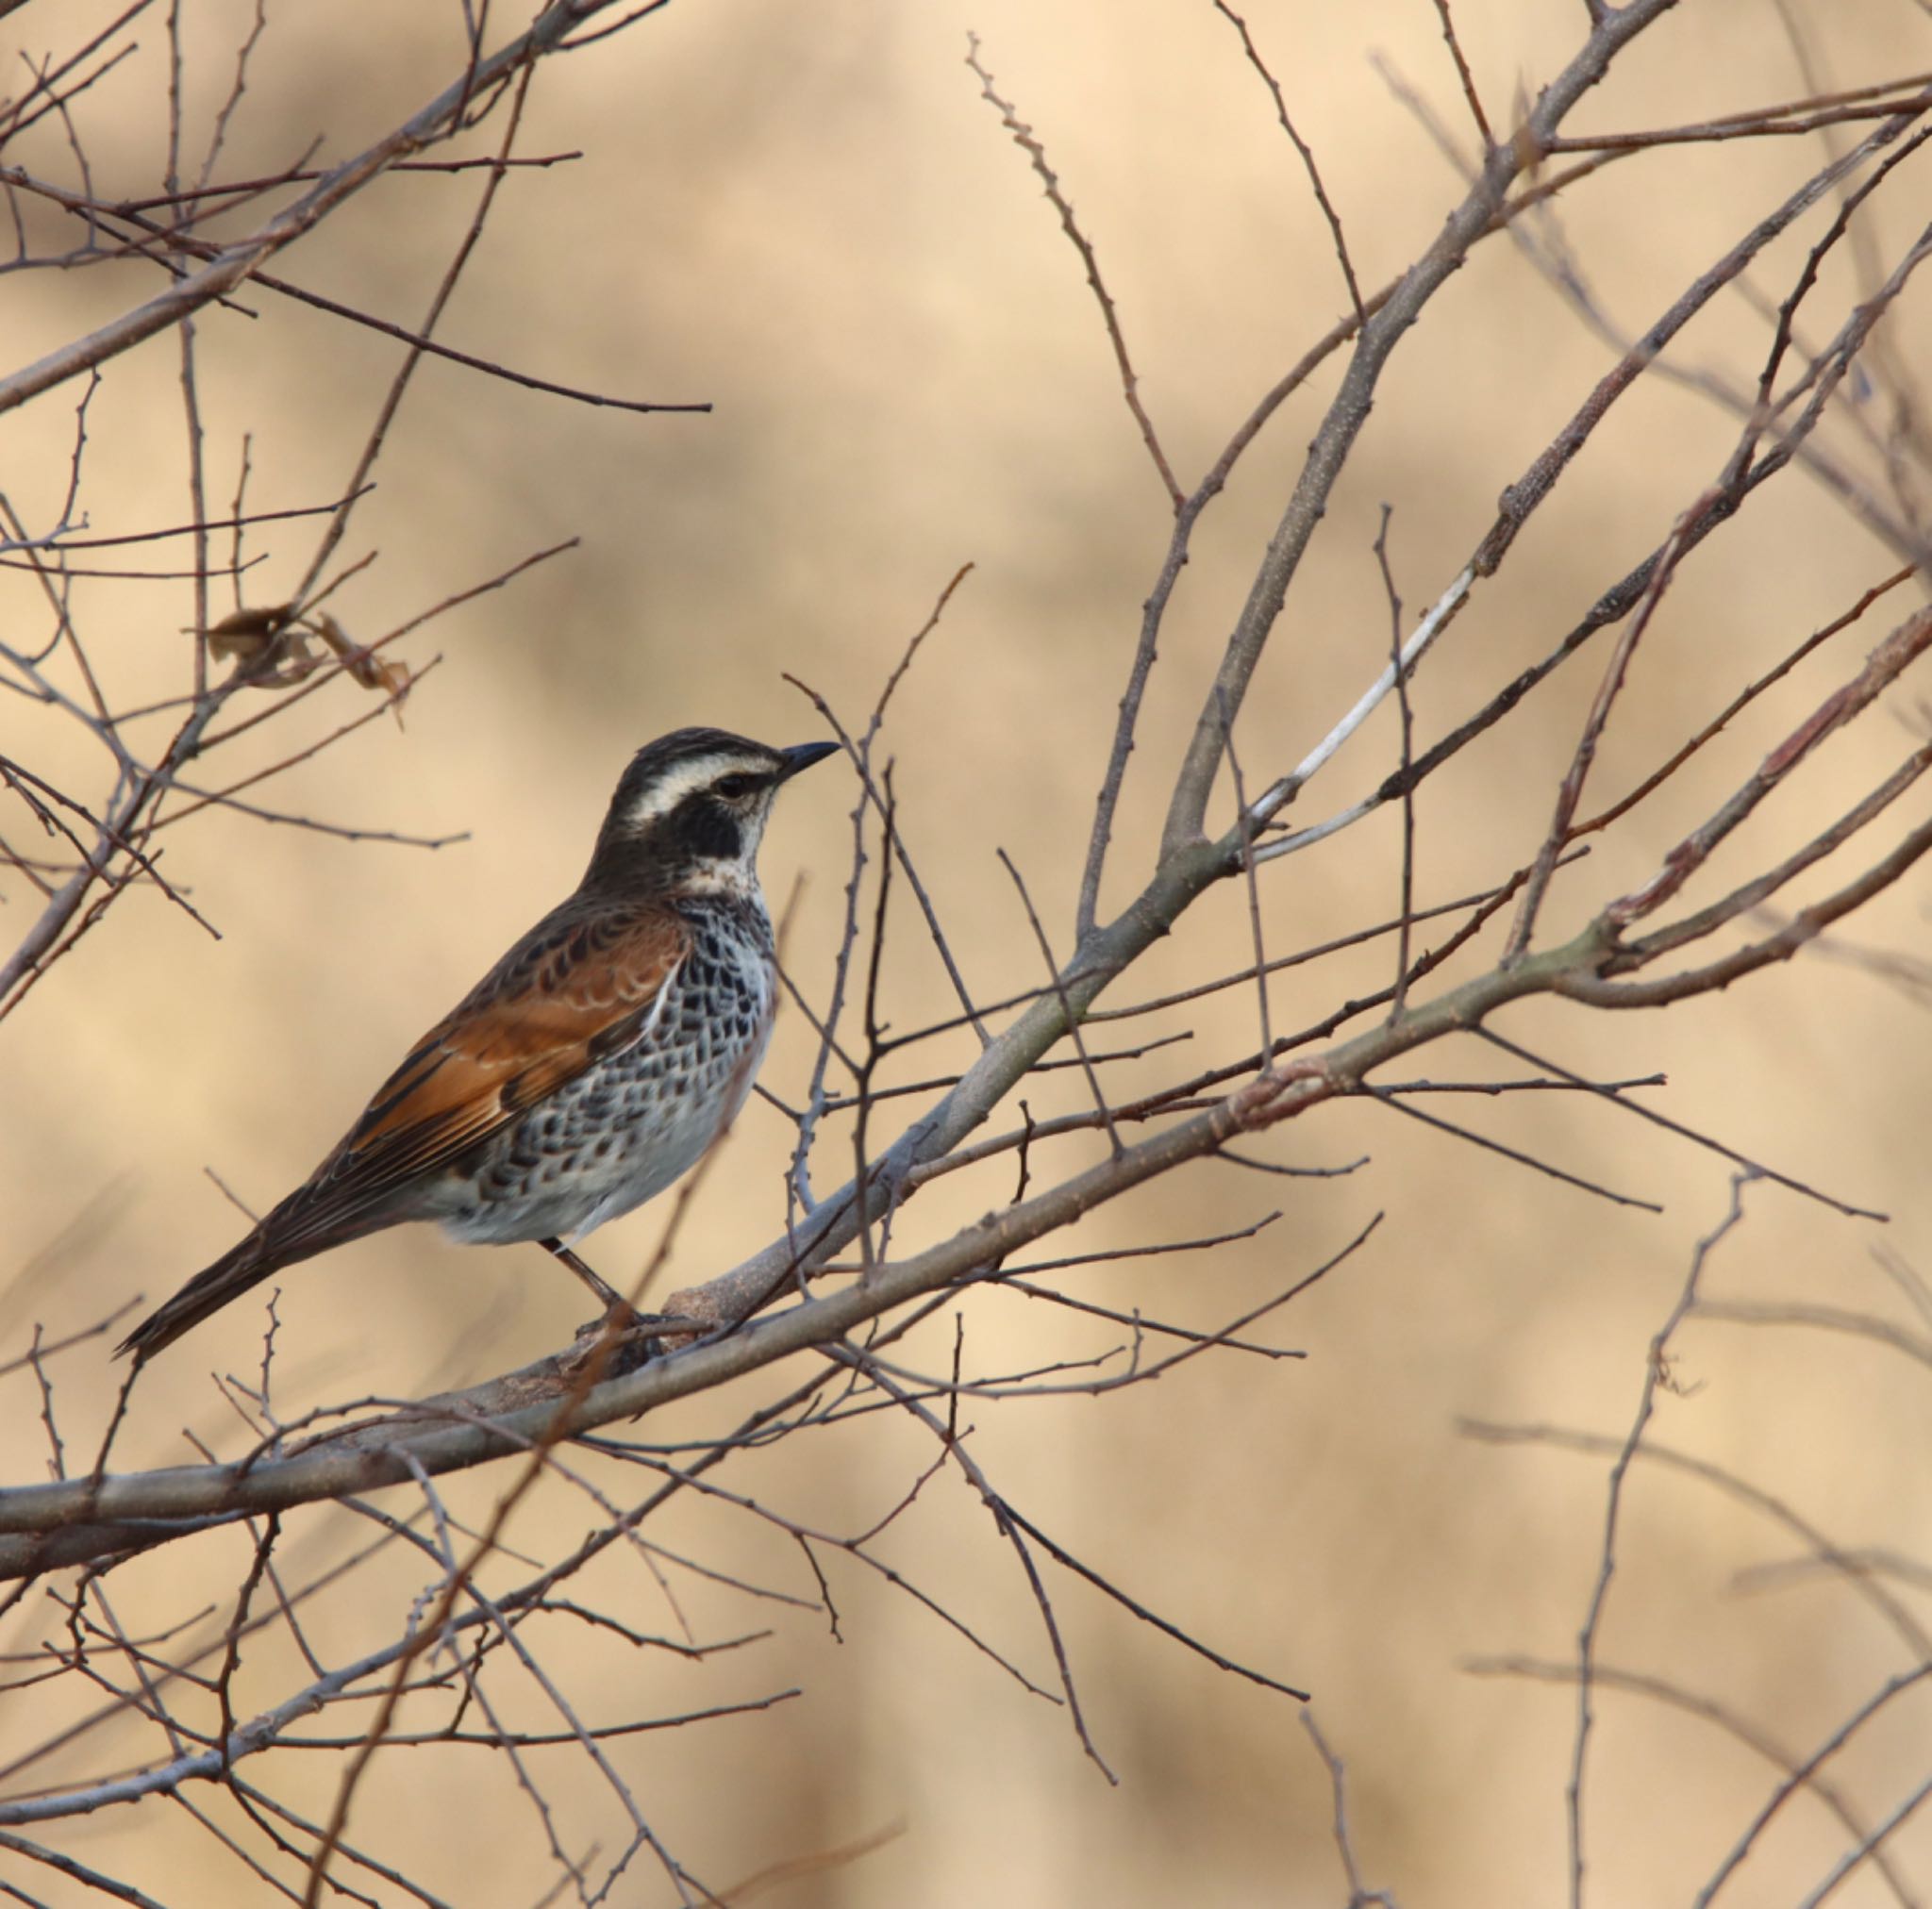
[439,912,774,1246]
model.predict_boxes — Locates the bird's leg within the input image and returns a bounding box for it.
[541,1237,629,1318]
[540,1238,707,1359]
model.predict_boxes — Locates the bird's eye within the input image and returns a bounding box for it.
[714,772,760,802]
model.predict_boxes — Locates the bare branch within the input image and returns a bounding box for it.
[0,2,658,415]
[965,35,1182,509]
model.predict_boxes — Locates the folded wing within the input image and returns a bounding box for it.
[118,901,691,1361]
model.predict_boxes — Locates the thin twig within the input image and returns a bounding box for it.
[965,35,1181,509]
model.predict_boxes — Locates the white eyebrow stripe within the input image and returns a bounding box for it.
[622,754,742,830]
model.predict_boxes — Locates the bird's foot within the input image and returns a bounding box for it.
[566,1304,706,1373]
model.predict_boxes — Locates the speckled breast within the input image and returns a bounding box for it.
[445,898,776,1245]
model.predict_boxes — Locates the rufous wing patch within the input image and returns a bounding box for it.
[252,903,691,1257]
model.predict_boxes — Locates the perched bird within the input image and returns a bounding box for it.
[120,727,837,1364]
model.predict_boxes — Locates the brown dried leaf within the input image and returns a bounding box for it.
[313,612,413,719]
[201,606,413,713]
[263,633,330,685]
[202,603,295,665]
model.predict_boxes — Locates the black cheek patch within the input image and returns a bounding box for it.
[678,801,742,863]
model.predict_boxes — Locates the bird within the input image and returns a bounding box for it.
[119,727,838,1364]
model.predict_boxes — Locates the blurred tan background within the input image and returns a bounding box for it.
[5,0,1932,1902]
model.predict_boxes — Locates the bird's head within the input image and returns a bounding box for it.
[588,727,838,893]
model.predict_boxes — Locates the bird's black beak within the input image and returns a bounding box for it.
[777,740,839,781]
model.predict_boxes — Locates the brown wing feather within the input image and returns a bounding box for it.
[282,899,691,1246]
[117,900,691,1360]
[123,900,695,1368]
[121,900,695,1368]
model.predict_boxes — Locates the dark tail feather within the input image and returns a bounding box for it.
[119,1232,307,1363]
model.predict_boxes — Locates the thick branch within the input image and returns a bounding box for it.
[1159,0,1687,856]
[0,923,1620,1580]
